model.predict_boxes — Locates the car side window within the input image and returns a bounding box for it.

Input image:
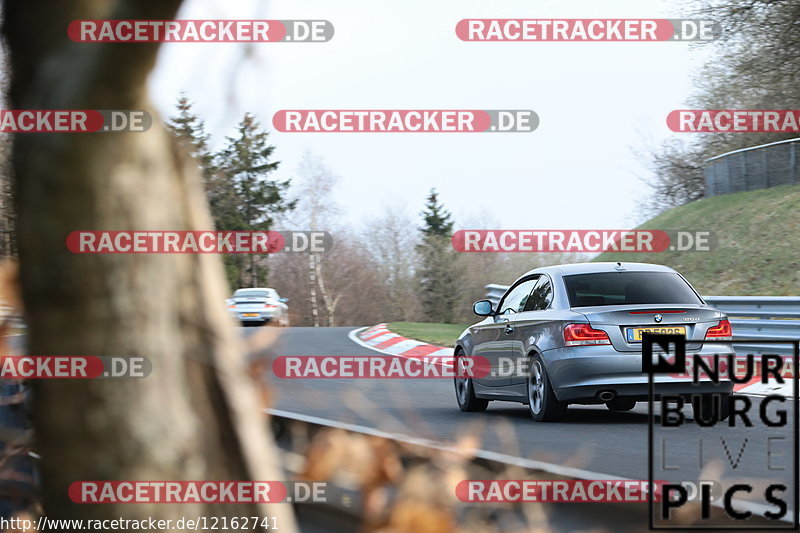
[499,277,538,314]
[523,275,553,311]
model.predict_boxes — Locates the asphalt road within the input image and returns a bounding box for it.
[250,326,797,498]
[6,328,792,529]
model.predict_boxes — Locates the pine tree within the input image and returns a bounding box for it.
[167,95,212,168]
[217,114,295,287]
[420,189,454,239]
[416,189,461,323]
[167,104,296,289]
[167,96,240,232]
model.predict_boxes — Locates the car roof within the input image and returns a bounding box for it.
[519,262,678,279]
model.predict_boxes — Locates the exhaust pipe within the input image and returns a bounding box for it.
[598,391,615,402]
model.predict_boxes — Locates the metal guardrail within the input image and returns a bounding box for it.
[484,285,800,356]
[704,296,800,356]
[704,137,800,197]
[485,284,508,306]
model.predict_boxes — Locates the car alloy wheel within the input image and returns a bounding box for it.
[455,356,469,404]
[526,354,567,422]
[529,360,544,415]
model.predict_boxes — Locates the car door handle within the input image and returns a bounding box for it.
[505,324,515,335]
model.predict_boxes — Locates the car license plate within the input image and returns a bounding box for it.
[626,326,686,342]
[241,313,260,318]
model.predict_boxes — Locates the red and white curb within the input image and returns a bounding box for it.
[733,379,790,397]
[349,325,788,396]
[349,323,454,365]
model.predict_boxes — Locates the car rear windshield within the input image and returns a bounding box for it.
[563,272,702,307]
[234,291,269,299]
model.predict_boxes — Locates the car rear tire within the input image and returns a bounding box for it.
[454,351,489,412]
[691,393,730,423]
[527,355,567,422]
[606,398,637,412]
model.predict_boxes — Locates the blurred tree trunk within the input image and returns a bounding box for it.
[2,1,296,529]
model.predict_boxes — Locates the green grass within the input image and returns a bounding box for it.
[595,184,800,295]
[387,322,469,347]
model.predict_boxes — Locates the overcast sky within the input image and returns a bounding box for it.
[150,0,709,231]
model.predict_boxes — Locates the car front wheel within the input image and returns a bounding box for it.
[527,355,567,422]
[454,351,489,412]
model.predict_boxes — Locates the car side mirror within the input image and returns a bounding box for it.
[279,297,289,303]
[473,299,494,316]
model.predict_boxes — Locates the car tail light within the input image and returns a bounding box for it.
[705,319,732,340]
[264,304,277,309]
[564,323,611,346]
[628,310,685,314]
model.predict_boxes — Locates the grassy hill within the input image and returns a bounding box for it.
[596,184,800,296]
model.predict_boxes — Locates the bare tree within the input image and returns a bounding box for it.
[269,238,388,327]
[2,1,295,528]
[291,152,340,327]
[640,0,800,216]
[362,205,420,322]
[636,138,707,220]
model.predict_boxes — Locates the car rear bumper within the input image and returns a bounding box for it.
[556,380,734,403]
[232,312,276,323]
[543,344,736,402]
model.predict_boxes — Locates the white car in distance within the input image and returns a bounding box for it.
[227,288,289,327]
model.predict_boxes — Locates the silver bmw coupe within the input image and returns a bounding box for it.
[454,262,734,422]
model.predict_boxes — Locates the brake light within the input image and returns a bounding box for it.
[705,319,732,340]
[564,324,611,346]
[628,310,685,314]
[264,304,277,309]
